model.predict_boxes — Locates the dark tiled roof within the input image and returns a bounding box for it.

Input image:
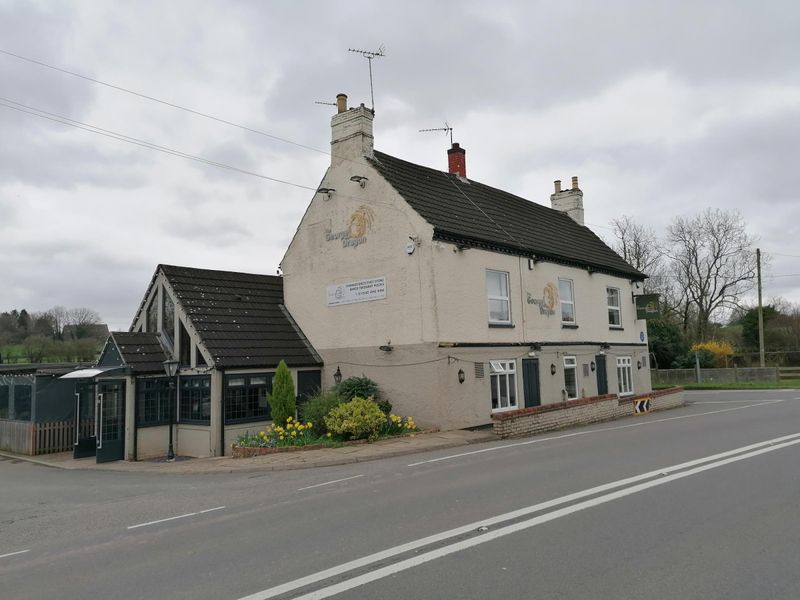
[111,332,169,374]
[369,151,645,279]
[160,265,321,369]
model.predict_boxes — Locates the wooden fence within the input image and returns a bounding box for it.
[0,419,94,455]
[778,367,800,380]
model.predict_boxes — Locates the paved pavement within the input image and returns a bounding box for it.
[0,428,497,473]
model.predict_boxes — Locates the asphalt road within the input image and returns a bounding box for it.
[2,389,799,599]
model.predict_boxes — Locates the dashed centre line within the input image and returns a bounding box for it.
[0,549,30,560]
[126,506,226,530]
[298,474,364,491]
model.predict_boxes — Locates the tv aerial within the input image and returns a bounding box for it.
[348,45,386,113]
[419,122,454,145]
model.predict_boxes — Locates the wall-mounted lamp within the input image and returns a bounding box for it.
[379,344,394,352]
[637,360,642,370]
[333,366,342,384]
[317,187,336,200]
[458,369,465,384]
[349,175,369,188]
[590,361,596,372]
[550,363,557,376]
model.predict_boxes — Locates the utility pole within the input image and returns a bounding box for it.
[757,247,765,368]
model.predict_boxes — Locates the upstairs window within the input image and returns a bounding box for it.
[486,270,511,324]
[607,287,621,327]
[559,279,576,324]
[146,294,158,333]
[162,290,175,344]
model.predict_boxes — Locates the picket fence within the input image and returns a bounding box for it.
[0,419,94,455]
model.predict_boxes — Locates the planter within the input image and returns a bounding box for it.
[230,430,424,459]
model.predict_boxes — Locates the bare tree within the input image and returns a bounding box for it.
[666,208,758,340]
[64,307,102,340]
[48,306,67,340]
[610,215,687,319]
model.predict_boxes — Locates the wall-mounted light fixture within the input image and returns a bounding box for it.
[349,175,369,188]
[379,344,394,352]
[550,363,557,376]
[317,187,336,200]
[587,266,595,275]
[637,360,642,370]
[333,366,342,384]
[458,369,465,384]
[590,361,596,372]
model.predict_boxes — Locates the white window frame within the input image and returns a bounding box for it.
[563,355,578,399]
[607,287,621,327]
[617,356,633,396]
[559,278,576,324]
[486,270,511,325]
[490,359,517,412]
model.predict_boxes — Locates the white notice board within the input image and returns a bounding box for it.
[326,277,387,307]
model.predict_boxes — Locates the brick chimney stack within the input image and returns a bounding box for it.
[550,175,585,226]
[330,94,374,165]
[447,143,466,178]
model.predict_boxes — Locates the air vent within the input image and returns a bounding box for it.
[474,362,485,379]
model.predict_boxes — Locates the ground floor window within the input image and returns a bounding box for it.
[490,360,517,411]
[179,376,211,424]
[0,385,9,419]
[617,356,633,395]
[14,385,32,421]
[137,378,172,426]
[224,373,273,424]
[564,356,578,399]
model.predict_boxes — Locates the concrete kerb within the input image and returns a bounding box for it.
[0,428,497,474]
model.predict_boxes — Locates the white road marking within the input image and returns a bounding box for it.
[198,506,226,514]
[127,506,226,530]
[237,432,800,600]
[408,400,784,467]
[0,549,30,559]
[297,474,364,491]
[692,400,784,404]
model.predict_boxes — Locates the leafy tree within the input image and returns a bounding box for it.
[738,305,779,350]
[22,335,51,363]
[647,318,688,369]
[267,360,296,427]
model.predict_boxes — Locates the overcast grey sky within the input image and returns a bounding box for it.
[1,0,798,329]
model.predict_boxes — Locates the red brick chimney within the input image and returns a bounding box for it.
[447,143,466,178]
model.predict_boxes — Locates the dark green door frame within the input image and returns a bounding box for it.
[96,380,126,463]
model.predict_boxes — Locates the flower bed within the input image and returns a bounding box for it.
[231,410,419,459]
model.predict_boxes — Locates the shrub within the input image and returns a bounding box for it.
[335,376,382,402]
[691,341,734,368]
[300,389,344,436]
[324,396,386,441]
[267,360,295,427]
[374,398,392,415]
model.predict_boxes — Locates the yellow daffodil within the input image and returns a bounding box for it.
[327,432,332,437]
[287,416,293,422]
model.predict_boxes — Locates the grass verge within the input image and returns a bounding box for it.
[654,379,800,390]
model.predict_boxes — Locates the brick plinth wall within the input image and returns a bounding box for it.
[491,387,685,439]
